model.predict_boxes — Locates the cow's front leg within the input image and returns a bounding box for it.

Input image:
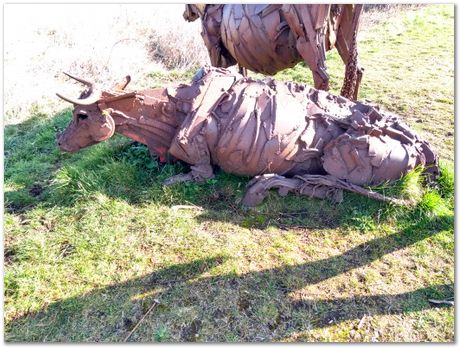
[242,173,344,207]
[163,163,214,186]
[281,4,331,91]
[164,128,215,186]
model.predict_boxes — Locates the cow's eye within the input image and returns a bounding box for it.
[77,113,88,120]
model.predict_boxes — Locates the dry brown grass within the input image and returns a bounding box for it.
[362,4,426,26]
[4,4,209,125]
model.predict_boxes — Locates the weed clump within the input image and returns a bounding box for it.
[437,162,454,199]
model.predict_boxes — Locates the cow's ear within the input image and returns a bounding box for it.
[110,76,131,91]
[94,113,116,141]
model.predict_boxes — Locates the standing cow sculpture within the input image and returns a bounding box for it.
[56,66,438,206]
[184,4,364,100]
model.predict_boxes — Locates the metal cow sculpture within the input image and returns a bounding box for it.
[56,66,438,206]
[184,4,364,100]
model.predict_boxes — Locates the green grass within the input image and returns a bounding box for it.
[4,5,454,342]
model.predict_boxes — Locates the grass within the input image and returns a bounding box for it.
[3,4,454,342]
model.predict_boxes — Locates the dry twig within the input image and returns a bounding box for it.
[171,204,204,212]
[428,299,454,306]
[124,298,160,342]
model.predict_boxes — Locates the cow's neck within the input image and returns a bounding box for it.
[99,89,186,160]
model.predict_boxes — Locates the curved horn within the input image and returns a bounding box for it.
[56,71,102,105]
[56,91,102,105]
[62,71,96,89]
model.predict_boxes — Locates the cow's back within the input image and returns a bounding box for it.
[208,78,343,176]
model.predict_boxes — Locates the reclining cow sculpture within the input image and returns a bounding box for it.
[184,4,364,100]
[56,66,438,206]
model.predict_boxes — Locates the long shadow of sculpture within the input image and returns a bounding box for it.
[6,212,453,342]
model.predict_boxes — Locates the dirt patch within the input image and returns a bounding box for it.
[123,317,136,331]
[4,248,17,266]
[59,241,75,258]
[18,214,30,225]
[268,314,282,331]
[29,184,44,197]
[5,202,34,214]
[180,318,202,342]
[237,294,251,313]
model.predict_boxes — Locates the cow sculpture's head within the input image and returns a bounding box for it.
[56,72,130,152]
[183,4,206,22]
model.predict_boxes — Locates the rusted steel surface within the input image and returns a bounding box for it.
[56,66,438,206]
[184,4,364,100]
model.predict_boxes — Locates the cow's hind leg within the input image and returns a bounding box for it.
[242,173,407,207]
[242,173,344,207]
[335,4,364,100]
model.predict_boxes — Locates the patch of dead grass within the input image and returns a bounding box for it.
[4,4,209,125]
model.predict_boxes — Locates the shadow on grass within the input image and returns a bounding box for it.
[6,213,453,342]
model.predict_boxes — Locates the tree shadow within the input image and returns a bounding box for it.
[5,213,453,342]
[290,283,453,331]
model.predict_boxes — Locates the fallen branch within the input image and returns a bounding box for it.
[428,299,454,306]
[124,298,160,342]
[171,204,204,211]
[357,314,366,329]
